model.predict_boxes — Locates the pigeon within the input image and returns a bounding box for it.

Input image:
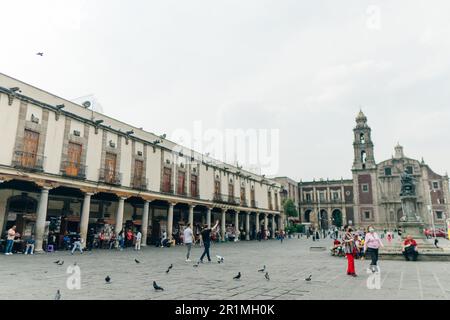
[53,260,60,264]
[258,265,266,272]
[57,261,64,266]
[153,281,164,291]
[233,272,241,280]
[135,259,140,264]
[168,264,173,269]
[36,52,44,56]
[305,275,312,281]
[166,267,171,274]
[193,262,199,268]
[105,276,111,284]
[265,272,270,281]
[54,290,61,300]
[216,255,224,263]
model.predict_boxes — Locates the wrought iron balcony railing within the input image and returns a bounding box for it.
[99,168,122,185]
[61,161,87,179]
[12,150,45,172]
[131,175,148,190]
[213,193,240,205]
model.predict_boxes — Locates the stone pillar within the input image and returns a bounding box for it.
[221,210,226,240]
[167,203,175,240]
[79,192,93,248]
[189,204,194,228]
[141,200,150,246]
[272,214,276,238]
[35,187,51,252]
[115,197,126,234]
[206,207,212,228]
[235,211,239,240]
[264,213,268,235]
[245,212,250,240]
[0,190,8,236]
[255,212,260,233]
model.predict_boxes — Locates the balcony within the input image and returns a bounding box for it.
[213,193,240,205]
[12,150,45,172]
[61,161,86,179]
[240,198,248,207]
[160,184,174,195]
[131,175,148,190]
[99,168,122,185]
[250,200,258,208]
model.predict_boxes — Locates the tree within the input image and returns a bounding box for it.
[283,199,298,218]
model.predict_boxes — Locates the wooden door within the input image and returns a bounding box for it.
[162,167,172,192]
[240,187,246,203]
[134,159,144,187]
[228,184,234,202]
[66,142,82,176]
[105,153,117,183]
[190,175,198,197]
[177,171,185,195]
[22,130,40,167]
[214,181,221,196]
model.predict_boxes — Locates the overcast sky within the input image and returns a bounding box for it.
[1,0,450,181]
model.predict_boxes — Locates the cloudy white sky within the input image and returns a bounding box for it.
[1,0,450,181]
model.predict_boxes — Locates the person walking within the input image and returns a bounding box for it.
[71,233,83,255]
[343,225,357,277]
[364,225,384,272]
[135,230,142,251]
[183,223,194,262]
[199,220,220,263]
[4,225,17,255]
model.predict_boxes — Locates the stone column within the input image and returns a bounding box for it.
[221,210,226,240]
[206,207,212,228]
[264,213,268,231]
[272,214,276,238]
[79,192,93,248]
[189,204,194,227]
[167,202,175,240]
[115,197,126,234]
[245,212,250,240]
[35,187,51,252]
[255,212,260,233]
[141,200,150,246]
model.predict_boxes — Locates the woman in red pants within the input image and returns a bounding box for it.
[343,225,357,277]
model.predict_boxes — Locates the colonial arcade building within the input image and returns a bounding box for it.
[0,73,283,252]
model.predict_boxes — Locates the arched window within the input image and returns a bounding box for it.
[360,133,365,144]
[361,151,367,163]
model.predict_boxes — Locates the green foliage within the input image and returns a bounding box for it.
[283,198,298,217]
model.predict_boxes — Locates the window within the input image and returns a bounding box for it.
[162,167,172,193]
[436,211,443,220]
[65,142,82,177]
[364,211,371,220]
[433,181,439,190]
[360,133,365,144]
[305,193,312,202]
[319,192,325,202]
[133,159,144,188]
[214,180,221,196]
[361,151,367,164]
[406,166,413,174]
[333,192,340,200]
[177,171,186,195]
[22,129,40,168]
[190,175,198,197]
[384,167,392,176]
[362,184,369,192]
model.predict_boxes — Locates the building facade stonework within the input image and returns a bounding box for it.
[0,73,283,251]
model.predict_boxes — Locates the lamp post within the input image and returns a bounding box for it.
[427,186,437,240]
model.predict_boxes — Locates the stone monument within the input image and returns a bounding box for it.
[398,170,425,239]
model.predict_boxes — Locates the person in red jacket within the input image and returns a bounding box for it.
[402,235,418,261]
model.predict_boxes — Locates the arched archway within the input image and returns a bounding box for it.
[331,209,343,228]
[4,193,38,236]
[304,209,312,223]
[319,209,328,230]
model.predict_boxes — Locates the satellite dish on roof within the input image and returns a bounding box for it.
[82,101,91,108]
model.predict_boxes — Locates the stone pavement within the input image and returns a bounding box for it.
[1,237,450,300]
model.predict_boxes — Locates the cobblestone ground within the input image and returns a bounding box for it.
[1,237,450,300]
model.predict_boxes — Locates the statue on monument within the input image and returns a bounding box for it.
[400,169,416,197]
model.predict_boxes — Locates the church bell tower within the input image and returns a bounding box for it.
[352,110,376,171]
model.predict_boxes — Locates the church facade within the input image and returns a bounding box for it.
[298,111,450,230]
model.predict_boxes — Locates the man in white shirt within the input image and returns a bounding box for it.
[135,230,142,251]
[5,226,17,255]
[183,223,194,262]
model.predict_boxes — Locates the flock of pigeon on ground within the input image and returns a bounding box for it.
[52,255,313,300]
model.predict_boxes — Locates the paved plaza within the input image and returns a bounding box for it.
[1,237,450,300]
